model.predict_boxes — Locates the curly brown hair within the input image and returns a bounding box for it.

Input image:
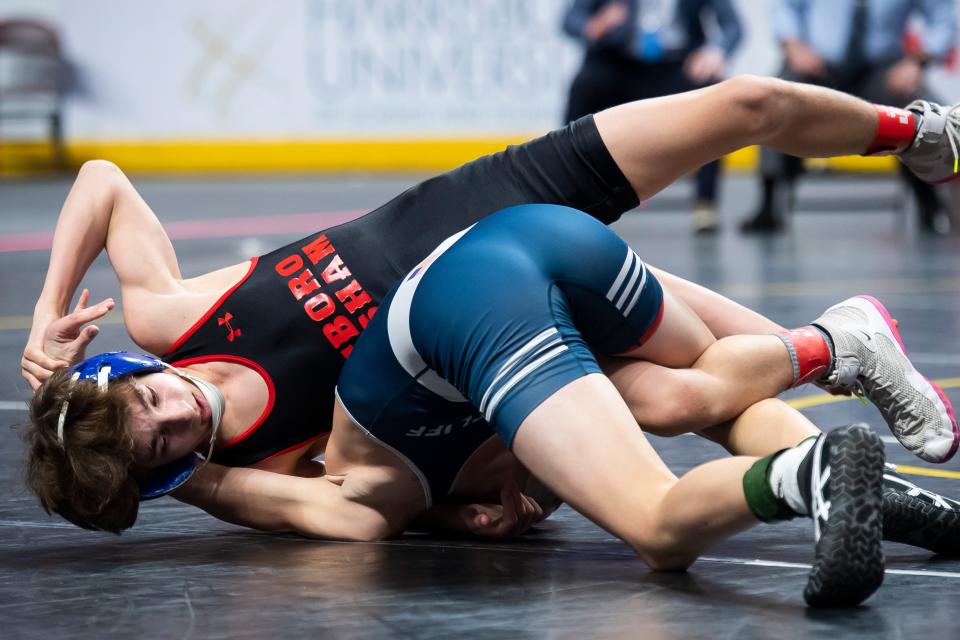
[24,368,142,533]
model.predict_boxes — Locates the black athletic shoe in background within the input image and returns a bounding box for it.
[883,463,960,556]
[738,209,785,233]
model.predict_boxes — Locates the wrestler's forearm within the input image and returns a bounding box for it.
[174,463,394,541]
[595,76,878,200]
[174,463,298,533]
[36,161,122,314]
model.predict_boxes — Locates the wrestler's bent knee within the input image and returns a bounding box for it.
[632,542,698,572]
[78,158,122,178]
[628,376,724,436]
[720,75,787,141]
[76,160,124,204]
[622,504,699,571]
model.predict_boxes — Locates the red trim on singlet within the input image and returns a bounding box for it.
[163,257,259,356]
[621,300,666,354]
[168,354,276,449]
[259,432,330,463]
[639,301,666,344]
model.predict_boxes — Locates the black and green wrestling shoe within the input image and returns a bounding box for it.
[802,424,886,608]
[883,463,960,556]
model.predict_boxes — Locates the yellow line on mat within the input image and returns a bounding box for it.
[789,379,960,482]
[894,465,960,480]
[787,378,960,411]
[786,393,857,410]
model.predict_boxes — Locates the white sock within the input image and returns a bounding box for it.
[768,437,817,516]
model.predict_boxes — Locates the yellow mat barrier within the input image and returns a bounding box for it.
[0,139,899,175]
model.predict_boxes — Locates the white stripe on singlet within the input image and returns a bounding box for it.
[606,249,634,302]
[386,227,473,402]
[483,343,569,423]
[478,328,560,415]
[622,259,648,316]
[614,253,642,311]
[604,248,649,317]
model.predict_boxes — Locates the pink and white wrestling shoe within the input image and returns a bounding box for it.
[812,296,960,463]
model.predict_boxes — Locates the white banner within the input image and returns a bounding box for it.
[60,0,580,138]
[0,0,953,140]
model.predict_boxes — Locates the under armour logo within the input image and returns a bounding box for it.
[217,312,242,342]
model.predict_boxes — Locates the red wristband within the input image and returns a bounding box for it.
[864,105,917,156]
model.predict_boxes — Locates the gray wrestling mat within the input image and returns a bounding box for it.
[1,174,958,638]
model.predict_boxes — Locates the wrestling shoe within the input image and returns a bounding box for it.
[900,100,960,184]
[812,295,960,463]
[883,463,960,556]
[803,424,885,608]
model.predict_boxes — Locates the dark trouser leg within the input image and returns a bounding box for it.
[902,165,951,233]
[660,66,722,210]
[857,62,950,234]
[695,158,720,203]
[564,66,612,123]
[564,53,638,123]
[51,111,67,171]
[691,158,722,234]
[655,61,724,232]
[741,69,839,233]
[740,147,801,232]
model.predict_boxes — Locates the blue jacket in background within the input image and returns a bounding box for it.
[774,0,957,66]
[562,0,743,60]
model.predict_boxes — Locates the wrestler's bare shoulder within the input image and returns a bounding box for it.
[178,260,254,295]
[124,260,254,353]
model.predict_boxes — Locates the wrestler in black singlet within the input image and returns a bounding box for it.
[163,116,639,467]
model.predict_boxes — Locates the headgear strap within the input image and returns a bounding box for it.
[56,372,82,445]
[96,365,111,392]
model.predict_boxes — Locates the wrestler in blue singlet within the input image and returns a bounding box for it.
[336,204,664,506]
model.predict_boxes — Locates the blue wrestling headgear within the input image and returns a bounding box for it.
[55,350,223,501]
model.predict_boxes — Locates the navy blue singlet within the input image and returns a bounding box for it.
[336,204,664,506]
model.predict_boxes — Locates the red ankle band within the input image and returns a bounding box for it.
[864,105,917,156]
[778,327,832,387]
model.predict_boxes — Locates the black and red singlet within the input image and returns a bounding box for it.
[163,115,638,466]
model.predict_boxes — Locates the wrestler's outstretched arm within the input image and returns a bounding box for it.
[174,462,397,541]
[175,454,541,542]
[22,160,183,388]
[595,75,881,201]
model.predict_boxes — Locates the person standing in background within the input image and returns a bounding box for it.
[562,0,743,234]
[741,0,958,234]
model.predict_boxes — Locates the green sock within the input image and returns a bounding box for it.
[742,451,801,522]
